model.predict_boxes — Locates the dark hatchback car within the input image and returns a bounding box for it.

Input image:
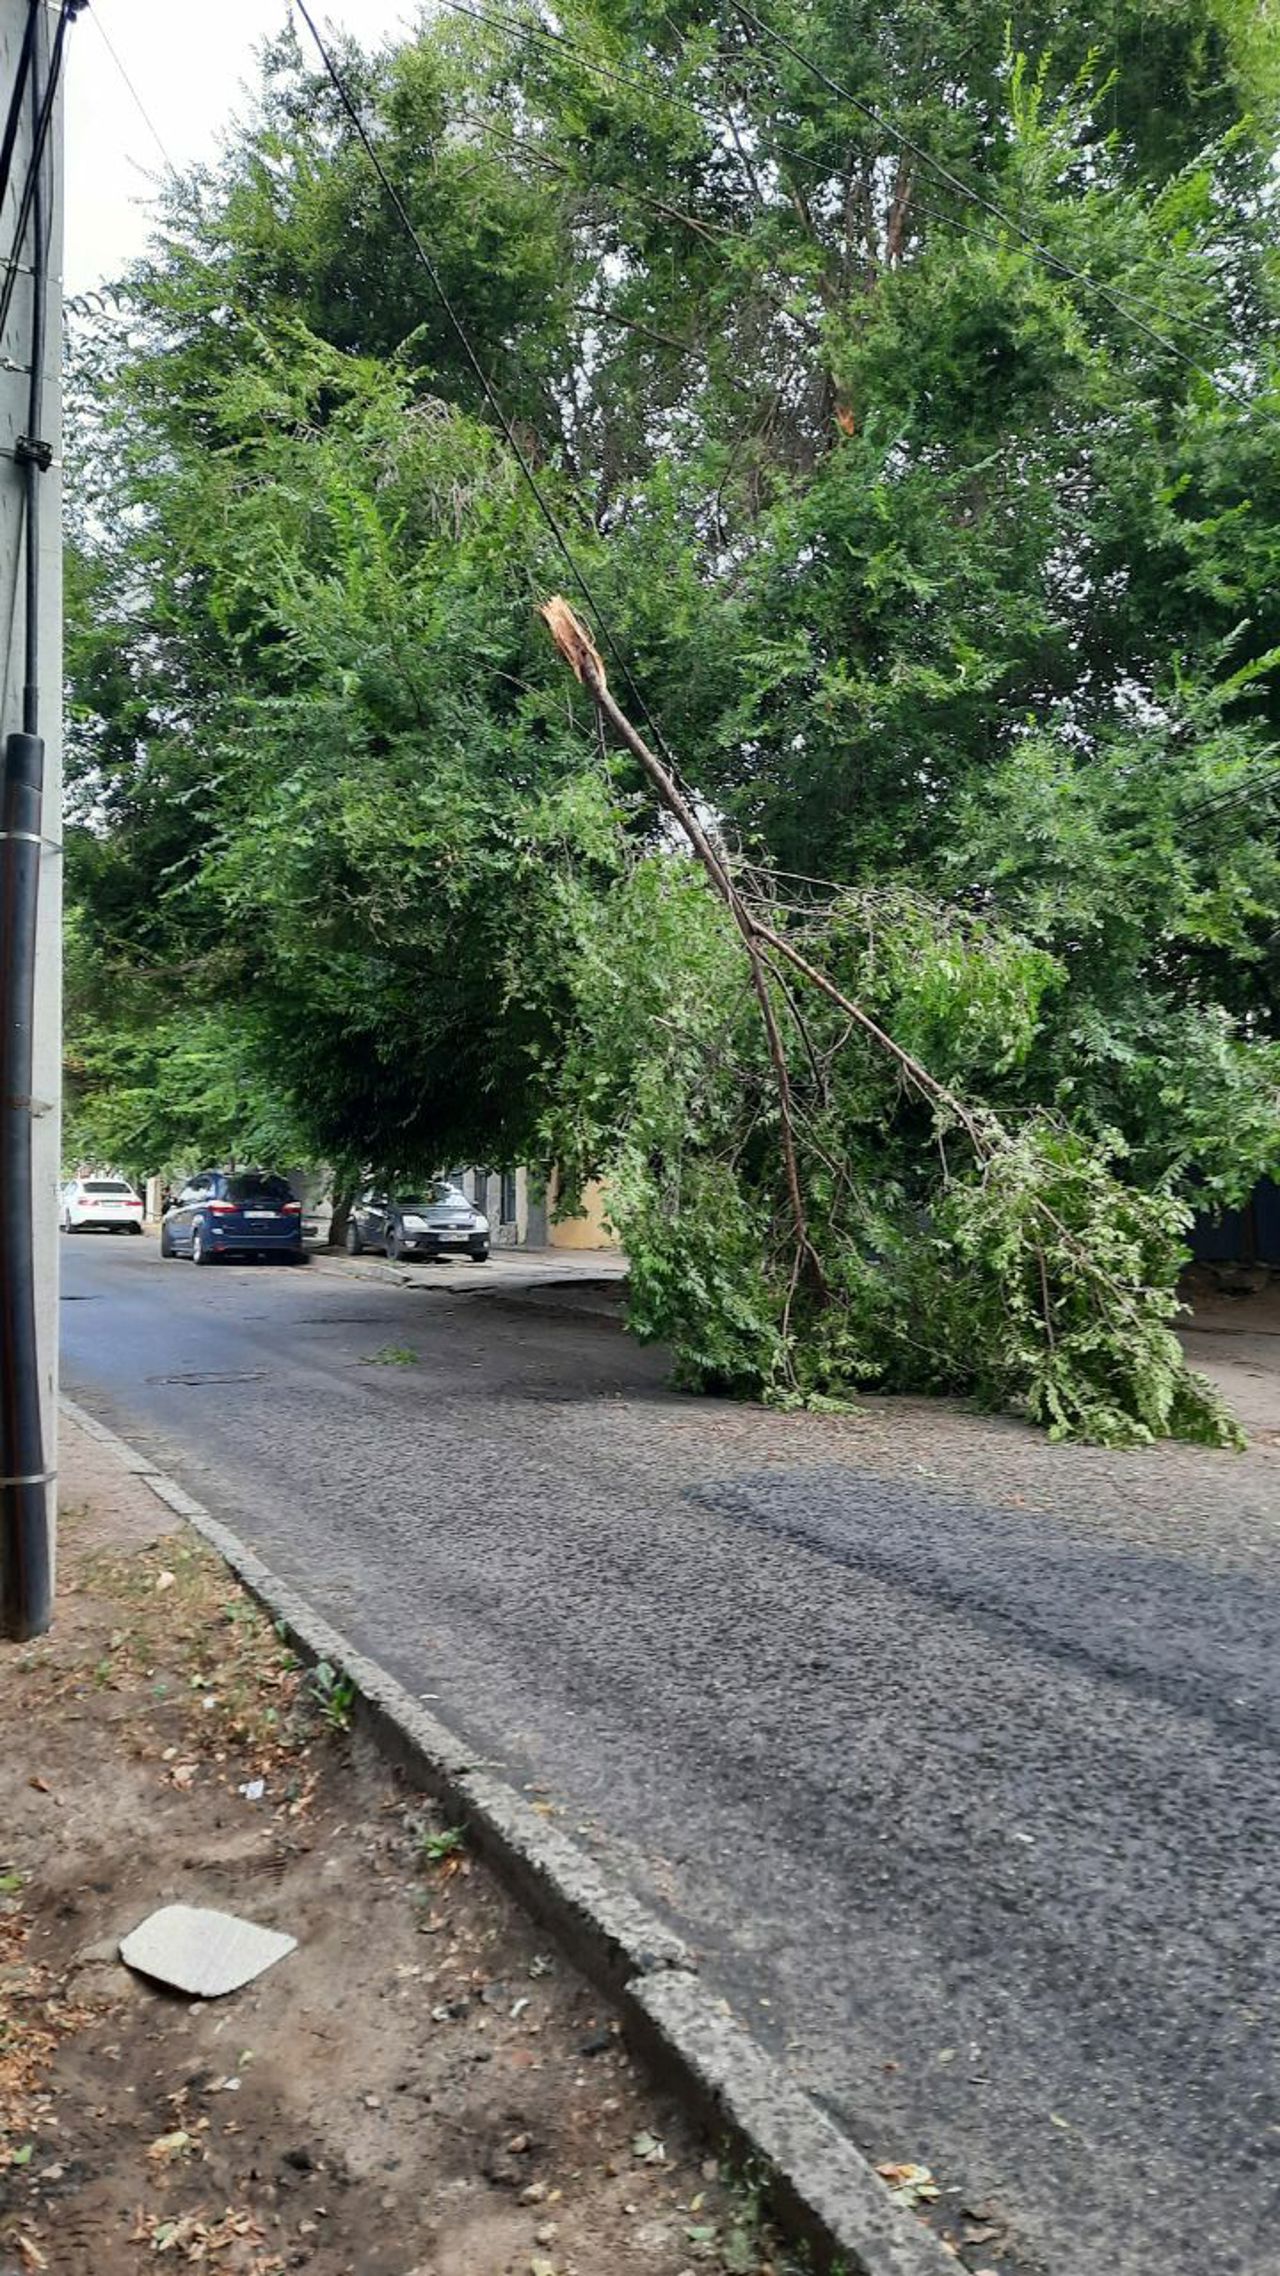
[160,1171,304,1265]
[346,1182,490,1264]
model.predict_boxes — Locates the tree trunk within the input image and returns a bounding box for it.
[327,1185,355,1249]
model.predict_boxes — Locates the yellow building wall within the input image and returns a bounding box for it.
[547,1175,619,1251]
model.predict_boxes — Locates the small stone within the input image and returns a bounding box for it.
[534,2223,559,2246]
[520,2180,548,2205]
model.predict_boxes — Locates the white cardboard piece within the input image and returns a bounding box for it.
[119,1903,297,1997]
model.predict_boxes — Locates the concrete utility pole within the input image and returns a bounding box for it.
[0,0,73,1640]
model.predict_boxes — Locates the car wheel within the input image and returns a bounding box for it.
[345,1219,363,1256]
[159,1220,175,1258]
[386,1225,405,1263]
[60,1210,71,1232]
[470,1243,490,1263]
[191,1221,215,1267]
[129,1221,143,1235]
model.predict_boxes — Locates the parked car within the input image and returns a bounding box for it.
[160,1170,304,1265]
[346,1182,490,1263]
[60,1174,144,1234]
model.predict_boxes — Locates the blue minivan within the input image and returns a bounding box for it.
[160,1170,304,1266]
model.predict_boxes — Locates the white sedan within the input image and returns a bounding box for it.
[60,1175,145,1233]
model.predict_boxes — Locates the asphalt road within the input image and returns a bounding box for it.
[61,1235,1280,2276]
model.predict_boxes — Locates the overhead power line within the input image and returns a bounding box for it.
[291,0,682,776]
[88,6,179,178]
[732,2,1252,408]
[438,0,1244,370]
[1177,764,1280,827]
[0,0,79,347]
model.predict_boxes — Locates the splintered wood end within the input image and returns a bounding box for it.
[539,596,607,691]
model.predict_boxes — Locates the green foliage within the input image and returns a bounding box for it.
[418,1825,467,1864]
[548,858,1244,1444]
[307,1660,356,1730]
[65,323,625,1183]
[829,1122,1241,1447]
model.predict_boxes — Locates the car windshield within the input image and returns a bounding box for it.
[397,1185,468,1209]
[226,1174,292,1206]
[85,1180,133,1195]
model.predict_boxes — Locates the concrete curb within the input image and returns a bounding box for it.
[60,1392,957,2276]
[303,1251,419,1290]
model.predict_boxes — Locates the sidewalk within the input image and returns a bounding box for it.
[307,1244,628,1319]
[0,1413,787,2276]
[1179,1277,1280,1439]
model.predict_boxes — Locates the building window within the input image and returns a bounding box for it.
[500,1171,518,1226]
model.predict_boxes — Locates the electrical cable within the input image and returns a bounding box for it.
[88,5,178,178]
[291,0,684,776]
[1176,764,1280,827]
[438,0,1248,366]
[0,0,78,350]
[731,2,1253,408]
[0,0,38,240]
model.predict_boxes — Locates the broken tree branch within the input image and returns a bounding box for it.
[541,594,983,1159]
[540,596,825,1297]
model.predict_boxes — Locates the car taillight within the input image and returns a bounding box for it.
[208,1201,236,1215]
[282,1201,301,1214]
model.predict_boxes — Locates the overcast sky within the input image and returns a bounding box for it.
[64,1,419,293]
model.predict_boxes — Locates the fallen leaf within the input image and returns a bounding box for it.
[28,1776,51,1795]
[721,2229,755,2273]
[146,2129,194,2162]
[631,2129,666,2165]
[12,2236,47,2270]
[876,2160,940,2206]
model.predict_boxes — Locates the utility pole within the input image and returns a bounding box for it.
[0,0,76,1640]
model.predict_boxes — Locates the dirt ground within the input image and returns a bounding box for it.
[0,1422,795,2276]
